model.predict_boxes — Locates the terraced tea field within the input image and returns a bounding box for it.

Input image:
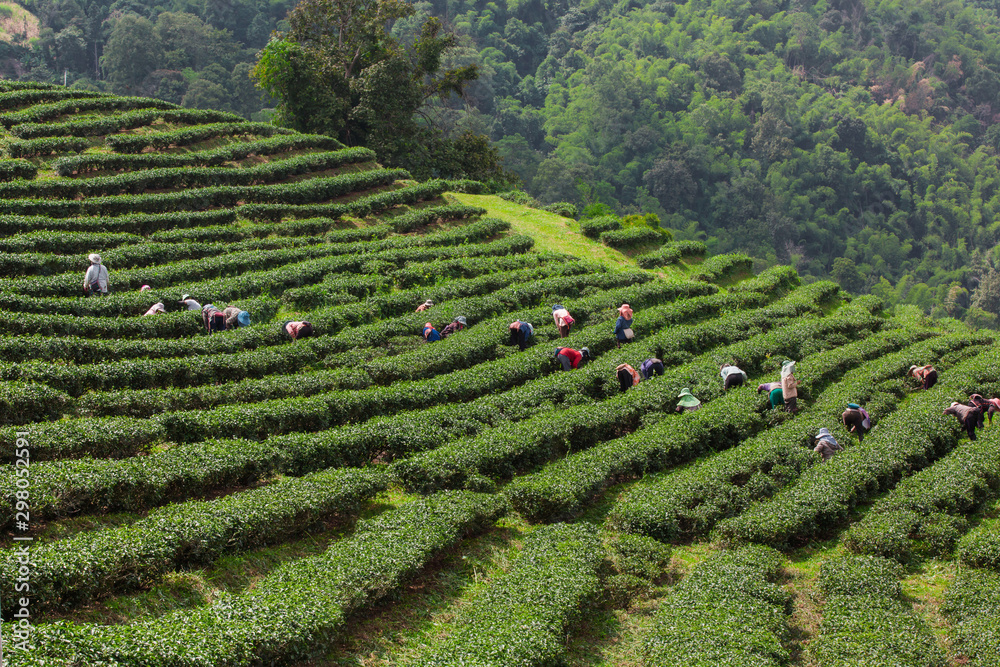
[0,81,999,667]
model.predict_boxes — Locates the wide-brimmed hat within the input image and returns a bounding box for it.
[140,284,151,291]
[181,294,190,300]
[908,365,919,375]
[581,347,591,358]
[677,388,700,408]
[423,299,434,306]
[237,311,250,327]
[454,316,467,325]
[88,253,101,264]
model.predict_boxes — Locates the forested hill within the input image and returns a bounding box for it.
[401,0,1000,325]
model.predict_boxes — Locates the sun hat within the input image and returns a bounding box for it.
[182,294,190,300]
[140,284,151,291]
[677,388,701,408]
[908,365,919,375]
[237,311,250,327]
[455,316,468,325]
[423,299,434,306]
[781,360,796,377]
[88,253,101,264]
[581,347,591,358]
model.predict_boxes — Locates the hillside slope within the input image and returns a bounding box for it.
[0,84,999,667]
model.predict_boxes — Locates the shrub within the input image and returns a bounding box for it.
[600,226,665,249]
[579,215,620,238]
[543,201,577,217]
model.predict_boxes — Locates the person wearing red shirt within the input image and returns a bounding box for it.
[555,346,591,371]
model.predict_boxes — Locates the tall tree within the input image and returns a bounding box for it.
[252,0,509,182]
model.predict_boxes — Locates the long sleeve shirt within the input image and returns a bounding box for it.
[223,306,242,329]
[83,264,108,292]
[781,374,798,399]
[945,403,979,424]
[614,316,633,340]
[556,347,583,368]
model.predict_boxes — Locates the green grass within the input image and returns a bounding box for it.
[447,193,638,269]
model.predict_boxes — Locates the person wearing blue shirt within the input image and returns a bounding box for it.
[614,303,634,347]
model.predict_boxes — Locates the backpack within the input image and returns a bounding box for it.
[209,312,227,334]
[87,265,103,293]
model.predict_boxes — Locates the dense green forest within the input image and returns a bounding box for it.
[0,0,293,117]
[7,0,1000,323]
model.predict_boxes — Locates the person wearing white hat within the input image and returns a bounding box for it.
[83,253,108,296]
[813,428,843,460]
[415,299,434,312]
[440,316,467,338]
[179,295,201,311]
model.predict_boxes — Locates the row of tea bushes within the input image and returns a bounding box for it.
[643,545,791,666]
[0,467,389,611]
[0,167,408,218]
[844,424,1000,561]
[0,149,374,199]
[53,133,345,175]
[407,523,604,666]
[808,555,945,666]
[10,492,506,667]
[0,95,176,128]
[635,240,708,268]
[9,107,244,138]
[943,567,1000,666]
[104,121,293,153]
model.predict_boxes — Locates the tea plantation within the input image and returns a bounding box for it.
[0,82,998,666]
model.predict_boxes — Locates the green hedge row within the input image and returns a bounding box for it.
[0,467,388,611]
[690,252,755,282]
[844,423,1000,561]
[0,295,279,342]
[808,555,945,666]
[0,159,36,182]
[0,209,235,235]
[644,545,791,666]
[237,178,455,221]
[398,289,873,498]
[104,121,293,153]
[0,167,408,219]
[600,226,665,249]
[9,107,245,138]
[579,215,620,238]
[13,491,505,667]
[0,87,102,111]
[6,136,93,157]
[635,240,708,268]
[0,149,375,199]
[958,518,1000,570]
[53,133,344,175]
[410,523,604,666]
[0,95,176,128]
[714,344,1000,548]
[606,330,978,543]
[942,567,1000,667]
[0,284,784,522]
[0,382,71,426]
[0,230,141,255]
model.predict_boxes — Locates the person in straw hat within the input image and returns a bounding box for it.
[83,253,108,296]
[614,303,634,347]
[416,299,434,313]
[675,388,701,413]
